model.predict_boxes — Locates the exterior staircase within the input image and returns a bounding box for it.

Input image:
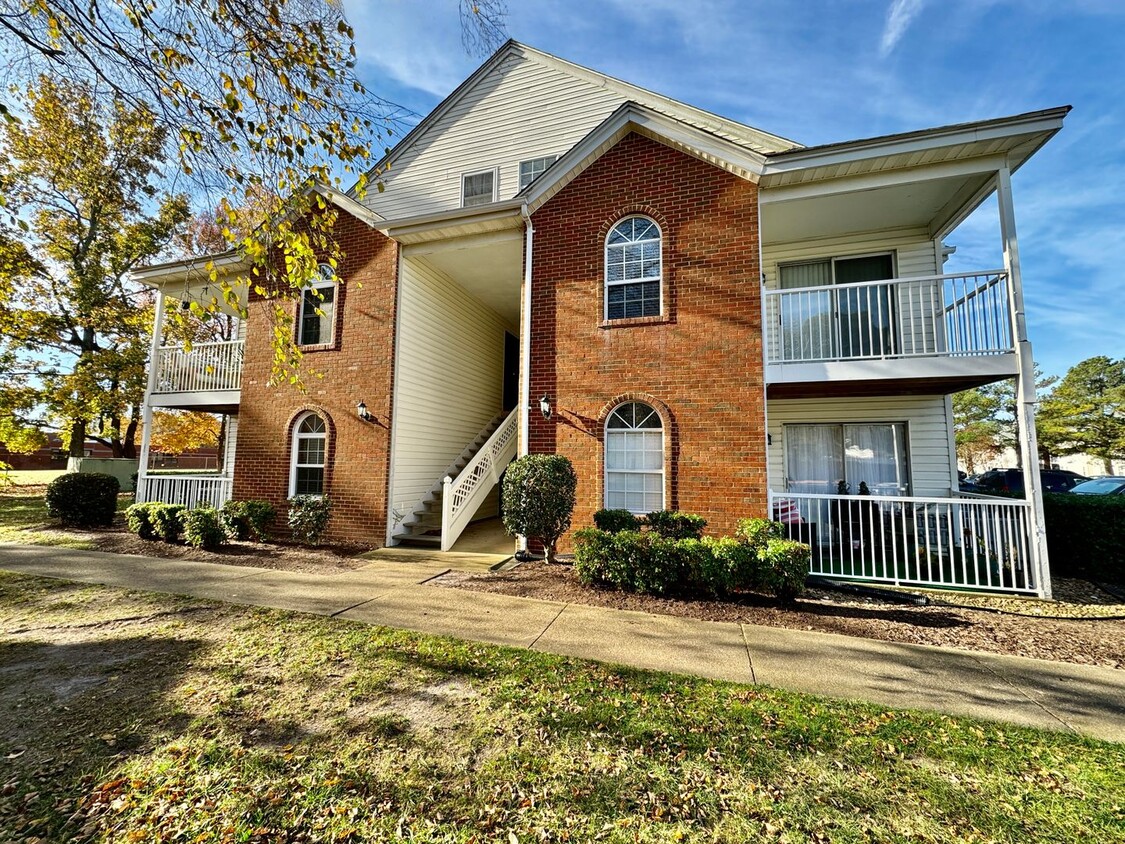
[394,409,517,549]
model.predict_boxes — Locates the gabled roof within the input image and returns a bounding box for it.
[349,40,800,196]
[518,101,772,214]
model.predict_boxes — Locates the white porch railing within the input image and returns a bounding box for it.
[764,270,1014,364]
[769,490,1038,594]
[154,340,244,393]
[136,474,234,509]
[440,407,519,552]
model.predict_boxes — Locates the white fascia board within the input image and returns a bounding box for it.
[307,182,384,226]
[759,153,1009,205]
[377,200,525,243]
[523,103,767,215]
[132,251,249,287]
[761,108,1069,178]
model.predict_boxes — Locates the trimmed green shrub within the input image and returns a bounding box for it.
[702,536,757,596]
[125,501,160,540]
[645,510,707,540]
[1043,493,1125,584]
[757,538,810,602]
[45,472,120,527]
[501,454,577,563]
[221,499,277,541]
[149,503,186,542]
[288,495,332,545]
[593,508,640,534]
[736,517,784,551]
[183,507,227,549]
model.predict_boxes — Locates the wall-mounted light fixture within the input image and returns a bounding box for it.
[539,394,552,420]
[356,401,373,422]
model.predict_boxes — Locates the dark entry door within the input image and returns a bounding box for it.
[503,331,519,412]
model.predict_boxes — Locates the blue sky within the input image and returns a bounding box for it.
[343,0,1125,379]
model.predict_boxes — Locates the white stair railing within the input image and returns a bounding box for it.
[768,489,1038,595]
[155,339,244,393]
[440,407,519,551]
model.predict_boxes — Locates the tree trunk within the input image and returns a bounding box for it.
[1105,456,1114,475]
[68,418,86,457]
[123,411,139,459]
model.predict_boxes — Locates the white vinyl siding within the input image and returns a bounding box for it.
[390,255,515,522]
[767,395,958,498]
[358,53,628,219]
[762,230,941,362]
[222,414,238,475]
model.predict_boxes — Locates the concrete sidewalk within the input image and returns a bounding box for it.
[1,543,1122,742]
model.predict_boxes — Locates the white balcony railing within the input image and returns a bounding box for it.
[769,490,1037,594]
[136,474,234,509]
[764,271,1014,365]
[154,340,244,394]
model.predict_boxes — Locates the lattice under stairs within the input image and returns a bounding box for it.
[394,408,518,550]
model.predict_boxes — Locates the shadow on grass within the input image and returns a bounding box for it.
[0,634,205,840]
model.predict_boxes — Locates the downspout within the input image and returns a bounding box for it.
[518,202,534,552]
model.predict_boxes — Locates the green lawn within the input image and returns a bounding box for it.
[0,573,1121,843]
[3,468,68,487]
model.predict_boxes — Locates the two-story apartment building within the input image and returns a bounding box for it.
[133,41,1067,598]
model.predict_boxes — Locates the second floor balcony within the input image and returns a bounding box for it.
[151,338,244,410]
[763,270,1018,395]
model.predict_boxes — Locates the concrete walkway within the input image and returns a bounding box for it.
[1,543,1122,743]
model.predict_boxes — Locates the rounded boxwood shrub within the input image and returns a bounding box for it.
[183,506,227,550]
[125,501,160,540]
[288,495,332,545]
[593,508,640,534]
[501,454,577,564]
[45,472,120,527]
[149,503,186,543]
[221,499,277,541]
[736,517,784,551]
[645,510,707,540]
[757,537,810,602]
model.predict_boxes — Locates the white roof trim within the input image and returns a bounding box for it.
[306,181,384,226]
[520,103,769,215]
[133,251,250,286]
[761,107,1069,177]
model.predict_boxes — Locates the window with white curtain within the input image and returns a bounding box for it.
[605,402,664,513]
[785,423,909,496]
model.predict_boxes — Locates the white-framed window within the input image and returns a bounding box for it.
[289,412,328,497]
[518,155,557,190]
[461,168,497,207]
[605,401,664,513]
[297,263,337,346]
[605,216,662,320]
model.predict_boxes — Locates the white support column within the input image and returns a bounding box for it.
[517,205,535,553]
[136,289,166,503]
[996,163,1052,599]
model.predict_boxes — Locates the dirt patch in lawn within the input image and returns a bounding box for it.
[436,563,1125,670]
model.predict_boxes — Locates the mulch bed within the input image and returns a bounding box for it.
[435,562,1125,670]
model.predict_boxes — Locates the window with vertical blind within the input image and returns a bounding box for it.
[778,253,896,359]
[605,402,664,513]
[461,169,496,206]
[298,263,337,346]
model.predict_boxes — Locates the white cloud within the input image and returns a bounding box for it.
[879,0,926,56]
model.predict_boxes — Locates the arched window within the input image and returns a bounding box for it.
[605,216,661,320]
[297,263,337,346]
[289,412,327,497]
[605,401,664,513]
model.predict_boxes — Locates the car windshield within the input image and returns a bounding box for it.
[1070,478,1125,495]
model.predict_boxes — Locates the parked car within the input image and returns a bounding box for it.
[973,468,1089,495]
[1067,477,1125,496]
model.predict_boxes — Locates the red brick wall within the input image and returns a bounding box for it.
[529,132,767,543]
[233,211,398,545]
